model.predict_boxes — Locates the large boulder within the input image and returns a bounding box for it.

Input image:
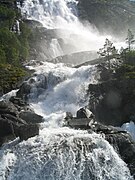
[0,99,41,146]
[76,107,94,119]
[18,124,39,141]
[0,100,18,116]
[19,111,44,124]
[17,74,47,100]
[88,79,135,126]
[0,116,21,146]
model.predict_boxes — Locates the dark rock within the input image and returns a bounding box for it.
[67,118,94,129]
[0,100,18,117]
[0,99,41,146]
[1,114,27,125]
[18,124,39,141]
[0,101,9,109]
[88,79,135,126]
[17,74,47,100]
[9,96,27,107]
[65,112,73,120]
[19,111,43,124]
[76,107,94,119]
[105,132,135,176]
[0,116,14,137]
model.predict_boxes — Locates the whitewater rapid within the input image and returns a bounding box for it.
[0,128,132,180]
[0,62,133,179]
[0,0,133,179]
[25,62,97,128]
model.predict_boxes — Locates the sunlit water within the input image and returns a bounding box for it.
[19,0,126,57]
[0,62,133,180]
[0,0,133,179]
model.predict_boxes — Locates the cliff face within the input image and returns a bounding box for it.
[77,0,135,36]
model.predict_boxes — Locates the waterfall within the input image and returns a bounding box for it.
[0,61,133,179]
[19,0,116,58]
[0,0,133,179]
[19,0,78,28]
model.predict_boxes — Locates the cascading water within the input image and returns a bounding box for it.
[19,0,119,59]
[0,0,133,179]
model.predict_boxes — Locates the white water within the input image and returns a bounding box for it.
[19,0,125,58]
[0,129,132,180]
[0,0,133,179]
[0,62,133,179]
[26,62,98,126]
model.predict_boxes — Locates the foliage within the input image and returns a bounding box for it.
[120,48,135,65]
[97,38,117,69]
[0,5,16,28]
[0,2,31,94]
[0,63,27,94]
[115,64,135,79]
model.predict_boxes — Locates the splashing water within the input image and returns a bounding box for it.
[0,129,133,180]
[26,62,98,127]
[0,1,133,179]
[19,0,124,56]
[0,62,133,179]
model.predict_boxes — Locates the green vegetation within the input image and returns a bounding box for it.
[126,29,135,51]
[97,30,135,81]
[97,38,117,69]
[0,63,27,94]
[0,2,31,94]
[114,29,135,79]
[115,64,135,79]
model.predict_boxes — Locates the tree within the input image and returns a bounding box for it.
[126,29,135,51]
[97,38,117,69]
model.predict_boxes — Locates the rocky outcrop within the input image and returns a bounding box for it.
[17,74,47,100]
[77,0,135,35]
[105,132,135,177]
[88,79,135,126]
[19,111,43,124]
[76,107,94,119]
[0,97,42,146]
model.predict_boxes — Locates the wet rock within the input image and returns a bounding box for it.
[105,132,135,176]
[1,114,27,125]
[17,74,47,100]
[67,118,93,129]
[9,96,27,107]
[0,99,41,146]
[0,116,15,137]
[76,107,94,119]
[19,111,43,124]
[18,124,39,141]
[0,100,18,117]
[65,112,73,120]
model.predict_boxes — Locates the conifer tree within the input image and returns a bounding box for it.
[97,38,117,69]
[126,29,135,51]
